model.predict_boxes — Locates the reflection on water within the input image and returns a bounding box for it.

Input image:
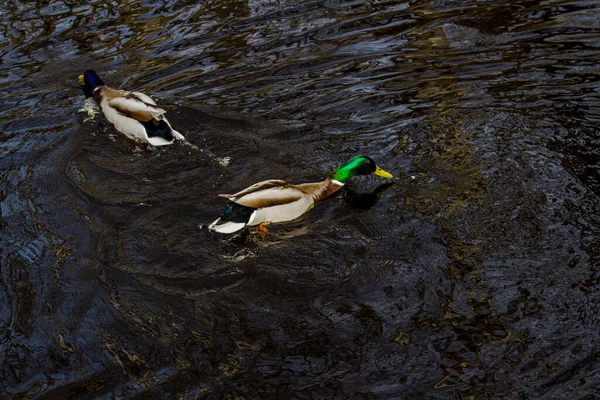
[1,0,600,398]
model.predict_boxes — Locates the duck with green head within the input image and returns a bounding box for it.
[208,155,394,234]
[79,70,185,146]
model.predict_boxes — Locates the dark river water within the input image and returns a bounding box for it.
[1,0,600,398]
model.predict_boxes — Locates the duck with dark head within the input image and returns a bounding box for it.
[79,70,185,146]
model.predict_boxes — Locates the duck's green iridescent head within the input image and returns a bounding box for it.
[330,155,393,184]
[79,70,104,98]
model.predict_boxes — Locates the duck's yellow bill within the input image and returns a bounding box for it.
[374,166,393,179]
[78,74,84,84]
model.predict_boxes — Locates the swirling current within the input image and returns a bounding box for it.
[1,0,599,398]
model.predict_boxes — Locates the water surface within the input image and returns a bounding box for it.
[1,0,599,398]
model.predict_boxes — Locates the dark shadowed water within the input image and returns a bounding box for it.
[1,0,600,398]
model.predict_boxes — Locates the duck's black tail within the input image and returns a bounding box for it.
[220,202,255,223]
[142,119,175,141]
[209,202,256,234]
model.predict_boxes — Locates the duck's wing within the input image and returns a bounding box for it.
[99,100,148,141]
[127,91,157,105]
[220,180,303,208]
[247,194,314,225]
[223,179,288,197]
[107,95,166,122]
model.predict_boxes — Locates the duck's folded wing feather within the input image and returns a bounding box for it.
[248,195,314,225]
[234,185,305,208]
[100,102,147,139]
[219,180,287,199]
[127,91,157,105]
[108,97,166,121]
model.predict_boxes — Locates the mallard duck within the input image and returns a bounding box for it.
[79,70,185,146]
[208,155,394,233]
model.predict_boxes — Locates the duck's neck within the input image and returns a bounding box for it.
[295,178,344,202]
